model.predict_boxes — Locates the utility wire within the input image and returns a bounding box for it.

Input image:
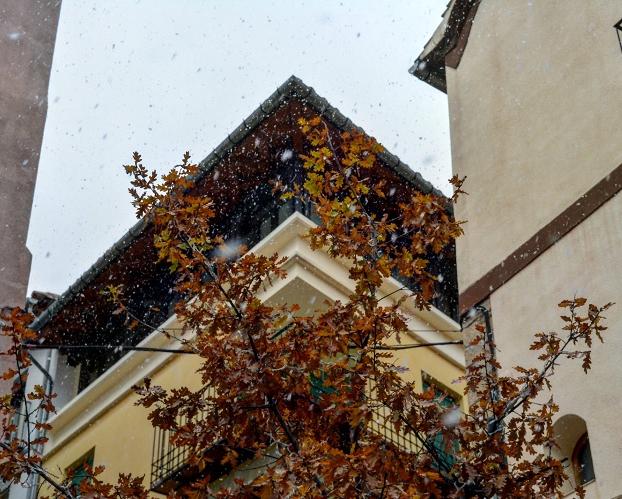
[374,340,463,351]
[24,344,194,354]
[25,340,463,355]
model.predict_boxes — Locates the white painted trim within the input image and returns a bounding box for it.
[44,312,184,456]
[44,212,463,456]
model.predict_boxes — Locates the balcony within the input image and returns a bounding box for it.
[150,397,424,493]
[150,397,252,494]
[151,420,192,494]
[367,401,421,454]
[150,409,238,494]
[151,428,234,494]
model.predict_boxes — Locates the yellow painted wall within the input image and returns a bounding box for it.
[41,219,465,495]
[392,340,464,405]
[41,330,463,495]
[42,354,204,495]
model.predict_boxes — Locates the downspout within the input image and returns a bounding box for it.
[461,304,500,431]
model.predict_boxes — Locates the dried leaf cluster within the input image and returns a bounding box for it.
[0,117,612,498]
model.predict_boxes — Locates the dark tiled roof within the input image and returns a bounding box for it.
[31,75,445,331]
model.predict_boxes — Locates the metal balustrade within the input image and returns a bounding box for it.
[367,401,421,454]
[151,397,423,492]
[151,379,453,491]
[150,396,215,493]
[151,421,191,492]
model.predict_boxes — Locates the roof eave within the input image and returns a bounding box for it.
[409,59,447,94]
[410,0,480,93]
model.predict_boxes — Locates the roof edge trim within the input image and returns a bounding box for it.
[410,0,481,93]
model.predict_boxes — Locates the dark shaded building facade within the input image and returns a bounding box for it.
[0,0,61,308]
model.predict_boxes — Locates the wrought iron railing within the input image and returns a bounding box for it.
[367,401,421,454]
[151,376,453,490]
[151,398,424,492]
[150,399,214,493]
[151,421,190,493]
[151,418,190,492]
[151,407,422,491]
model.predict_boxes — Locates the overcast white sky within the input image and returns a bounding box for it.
[27,0,450,295]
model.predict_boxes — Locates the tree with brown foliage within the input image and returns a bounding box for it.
[0,116,612,498]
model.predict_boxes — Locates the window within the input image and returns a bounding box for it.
[422,372,461,469]
[552,414,596,493]
[66,448,95,494]
[309,370,337,400]
[422,372,461,409]
[572,433,595,485]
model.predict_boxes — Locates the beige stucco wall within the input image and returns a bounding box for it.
[440,2,622,496]
[446,0,622,290]
[0,0,61,405]
[490,192,622,498]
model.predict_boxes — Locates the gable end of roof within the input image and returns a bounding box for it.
[31,75,445,331]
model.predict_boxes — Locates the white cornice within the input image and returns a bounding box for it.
[44,212,463,457]
[43,311,184,457]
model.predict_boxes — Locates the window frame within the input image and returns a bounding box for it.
[420,371,462,469]
[571,432,595,486]
[65,448,95,494]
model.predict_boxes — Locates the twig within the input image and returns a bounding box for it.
[490,303,604,429]
[0,441,74,498]
[14,344,31,459]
